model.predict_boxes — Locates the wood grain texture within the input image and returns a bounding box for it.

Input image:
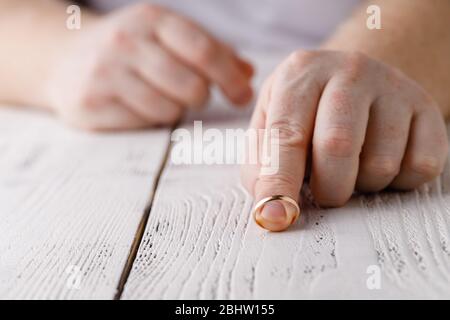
[2,47,450,299]
[0,107,170,299]
[122,100,450,299]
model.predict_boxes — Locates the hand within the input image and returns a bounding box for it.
[242,50,448,231]
[46,3,253,130]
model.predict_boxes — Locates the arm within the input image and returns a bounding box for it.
[323,0,450,118]
[0,0,97,109]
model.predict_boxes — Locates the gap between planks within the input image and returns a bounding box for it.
[113,124,176,300]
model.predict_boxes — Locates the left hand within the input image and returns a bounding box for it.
[242,50,448,231]
[45,3,253,130]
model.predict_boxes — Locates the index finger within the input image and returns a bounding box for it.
[153,11,253,105]
[252,61,322,231]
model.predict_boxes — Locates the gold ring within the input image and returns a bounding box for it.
[252,195,300,228]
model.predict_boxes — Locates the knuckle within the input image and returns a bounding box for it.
[346,51,369,65]
[274,55,320,93]
[256,174,299,194]
[277,51,316,80]
[285,50,316,70]
[270,119,309,149]
[408,156,443,179]
[384,67,405,91]
[315,127,356,158]
[363,155,400,177]
[108,28,135,51]
[343,51,370,80]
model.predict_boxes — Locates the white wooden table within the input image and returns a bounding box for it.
[1,55,450,299]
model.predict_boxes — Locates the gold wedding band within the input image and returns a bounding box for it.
[252,195,301,228]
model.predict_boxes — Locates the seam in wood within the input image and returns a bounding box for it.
[113,125,177,300]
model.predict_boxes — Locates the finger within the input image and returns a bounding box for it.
[222,43,254,78]
[252,67,322,231]
[154,13,253,105]
[241,75,272,194]
[310,76,372,207]
[129,40,210,109]
[116,71,183,125]
[356,96,411,192]
[390,107,448,189]
[237,58,255,79]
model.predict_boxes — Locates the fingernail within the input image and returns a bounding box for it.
[260,200,287,222]
[254,198,300,232]
[255,200,293,232]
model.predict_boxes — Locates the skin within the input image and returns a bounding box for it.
[0,1,253,130]
[1,1,449,232]
[242,0,450,231]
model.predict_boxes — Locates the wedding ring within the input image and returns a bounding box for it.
[252,195,300,229]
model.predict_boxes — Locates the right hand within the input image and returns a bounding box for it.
[242,50,448,231]
[46,3,254,130]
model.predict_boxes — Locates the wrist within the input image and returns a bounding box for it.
[43,14,101,112]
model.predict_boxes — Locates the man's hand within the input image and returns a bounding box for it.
[46,3,253,130]
[242,50,448,231]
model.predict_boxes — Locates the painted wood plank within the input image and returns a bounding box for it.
[0,107,171,299]
[122,98,450,299]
